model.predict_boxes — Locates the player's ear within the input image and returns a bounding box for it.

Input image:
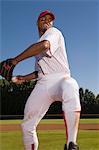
[37,18,40,26]
[37,20,40,29]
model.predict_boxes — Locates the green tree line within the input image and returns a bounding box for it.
[0,79,99,118]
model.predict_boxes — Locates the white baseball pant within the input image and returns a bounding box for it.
[21,72,81,150]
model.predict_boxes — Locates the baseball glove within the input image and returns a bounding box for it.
[0,59,15,81]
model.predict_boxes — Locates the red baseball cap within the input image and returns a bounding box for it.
[37,10,55,21]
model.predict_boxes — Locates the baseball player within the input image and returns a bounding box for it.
[10,10,81,150]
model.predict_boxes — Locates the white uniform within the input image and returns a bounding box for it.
[21,27,81,150]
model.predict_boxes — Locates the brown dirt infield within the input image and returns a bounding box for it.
[0,123,99,132]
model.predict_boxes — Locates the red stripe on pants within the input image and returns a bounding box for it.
[63,112,68,142]
[31,144,34,150]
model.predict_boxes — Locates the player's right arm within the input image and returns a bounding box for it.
[12,71,38,84]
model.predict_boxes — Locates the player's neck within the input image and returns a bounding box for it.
[39,30,46,37]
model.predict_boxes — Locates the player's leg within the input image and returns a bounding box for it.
[21,81,52,150]
[63,112,80,150]
[61,77,81,150]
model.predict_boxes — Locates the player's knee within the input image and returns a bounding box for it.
[21,122,37,146]
[62,78,79,101]
[21,120,36,135]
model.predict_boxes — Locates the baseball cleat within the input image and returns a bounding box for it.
[67,142,79,150]
[64,144,67,150]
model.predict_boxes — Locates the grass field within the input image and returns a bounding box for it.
[0,118,99,124]
[0,119,99,150]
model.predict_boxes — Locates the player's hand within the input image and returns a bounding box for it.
[11,76,26,84]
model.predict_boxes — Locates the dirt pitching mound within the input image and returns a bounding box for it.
[0,123,99,132]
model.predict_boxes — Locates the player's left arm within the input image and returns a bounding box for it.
[0,40,50,81]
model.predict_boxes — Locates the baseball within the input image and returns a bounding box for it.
[12,76,18,83]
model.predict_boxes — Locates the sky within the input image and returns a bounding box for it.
[0,0,99,95]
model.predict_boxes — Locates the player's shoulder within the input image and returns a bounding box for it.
[48,27,62,34]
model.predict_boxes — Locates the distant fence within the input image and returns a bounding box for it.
[0,114,99,120]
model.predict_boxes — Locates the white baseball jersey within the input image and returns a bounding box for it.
[35,27,71,77]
